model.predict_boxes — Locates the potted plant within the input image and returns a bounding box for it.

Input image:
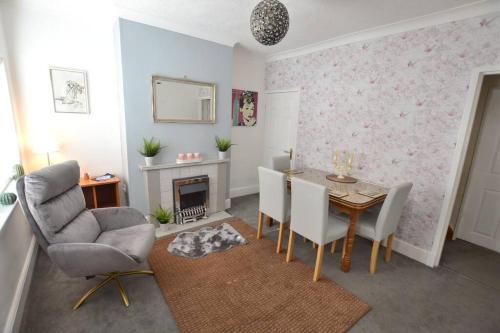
[154,205,173,232]
[139,137,165,166]
[215,136,234,160]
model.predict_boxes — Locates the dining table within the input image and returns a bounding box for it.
[286,168,388,272]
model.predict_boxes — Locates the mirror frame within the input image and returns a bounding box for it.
[152,75,216,124]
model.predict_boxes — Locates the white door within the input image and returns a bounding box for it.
[262,91,299,168]
[457,79,500,252]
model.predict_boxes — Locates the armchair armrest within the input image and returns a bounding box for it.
[91,207,148,232]
[47,242,139,278]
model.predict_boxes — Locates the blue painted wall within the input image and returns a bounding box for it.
[118,19,233,213]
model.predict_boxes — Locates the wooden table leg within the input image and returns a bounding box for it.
[92,187,98,209]
[115,182,121,207]
[341,210,360,272]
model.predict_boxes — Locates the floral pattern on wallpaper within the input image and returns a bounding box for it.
[266,14,500,250]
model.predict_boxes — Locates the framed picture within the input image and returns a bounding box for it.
[49,67,90,114]
[232,89,258,127]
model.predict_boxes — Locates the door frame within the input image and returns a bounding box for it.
[263,88,301,166]
[429,65,500,267]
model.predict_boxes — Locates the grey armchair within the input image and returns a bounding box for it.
[16,160,155,309]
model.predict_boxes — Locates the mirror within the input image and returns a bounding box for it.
[152,76,216,123]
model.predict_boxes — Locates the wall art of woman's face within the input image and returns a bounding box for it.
[240,98,256,126]
[232,90,258,127]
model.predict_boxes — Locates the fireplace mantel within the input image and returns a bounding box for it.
[139,158,229,172]
[140,158,228,226]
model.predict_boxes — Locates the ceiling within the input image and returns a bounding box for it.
[114,0,484,55]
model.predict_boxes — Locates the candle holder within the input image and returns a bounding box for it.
[326,150,357,183]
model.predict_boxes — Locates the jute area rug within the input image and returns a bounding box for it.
[149,218,370,332]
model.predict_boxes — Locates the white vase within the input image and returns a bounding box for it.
[145,156,155,166]
[218,151,228,160]
[159,223,170,232]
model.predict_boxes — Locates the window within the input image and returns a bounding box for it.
[0,59,20,192]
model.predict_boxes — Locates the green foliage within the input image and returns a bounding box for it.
[138,137,165,157]
[154,205,173,224]
[12,164,25,180]
[215,136,235,152]
[0,192,17,205]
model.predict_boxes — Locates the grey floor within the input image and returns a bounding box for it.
[20,194,500,333]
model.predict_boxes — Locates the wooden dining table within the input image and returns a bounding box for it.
[286,168,388,272]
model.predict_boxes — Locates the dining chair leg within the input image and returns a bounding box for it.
[313,245,325,282]
[370,240,380,274]
[330,240,337,254]
[312,242,317,249]
[384,233,395,262]
[286,231,295,262]
[276,222,286,254]
[257,211,264,240]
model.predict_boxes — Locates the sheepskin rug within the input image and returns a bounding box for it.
[167,223,247,259]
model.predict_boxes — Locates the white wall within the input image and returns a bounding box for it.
[0,13,35,333]
[0,0,123,179]
[0,204,36,333]
[230,45,266,198]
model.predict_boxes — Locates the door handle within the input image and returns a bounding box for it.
[283,148,293,160]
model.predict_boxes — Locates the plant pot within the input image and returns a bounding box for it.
[218,151,228,160]
[159,223,171,232]
[145,156,155,166]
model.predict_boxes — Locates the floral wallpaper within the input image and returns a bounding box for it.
[265,13,500,250]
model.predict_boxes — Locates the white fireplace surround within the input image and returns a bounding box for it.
[140,159,229,224]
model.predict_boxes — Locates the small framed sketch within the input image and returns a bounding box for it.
[49,67,90,114]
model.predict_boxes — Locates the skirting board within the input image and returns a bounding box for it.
[230,184,259,198]
[392,237,431,267]
[4,236,38,333]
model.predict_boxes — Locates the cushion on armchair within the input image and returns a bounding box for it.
[95,224,155,262]
[24,161,101,244]
[24,161,80,204]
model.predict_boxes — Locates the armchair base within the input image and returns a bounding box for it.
[73,270,154,310]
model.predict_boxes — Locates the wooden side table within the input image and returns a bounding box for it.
[79,177,121,209]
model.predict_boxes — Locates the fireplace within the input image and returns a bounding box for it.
[172,175,209,224]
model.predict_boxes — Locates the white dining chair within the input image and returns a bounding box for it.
[257,167,290,253]
[286,177,349,282]
[271,155,290,172]
[355,182,413,274]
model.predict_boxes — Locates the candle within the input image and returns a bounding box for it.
[348,152,354,168]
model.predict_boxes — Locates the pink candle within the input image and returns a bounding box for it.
[194,152,201,159]
[178,153,186,160]
[186,153,193,160]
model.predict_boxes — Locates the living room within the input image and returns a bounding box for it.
[1,0,500,332]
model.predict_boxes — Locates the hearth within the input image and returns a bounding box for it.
[172,175,209,224]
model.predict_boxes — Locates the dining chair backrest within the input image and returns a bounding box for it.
[258,167,288,223]
[291,177,329,245]
[375,182,413,241]
[271,155,290,172]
